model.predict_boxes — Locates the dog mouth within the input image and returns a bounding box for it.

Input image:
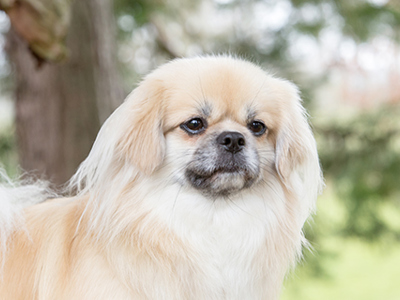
[185,164,258,197]
[207,165,245,175]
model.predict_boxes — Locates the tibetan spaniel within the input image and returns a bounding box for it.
[0,56,323,299]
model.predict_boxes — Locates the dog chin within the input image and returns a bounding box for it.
[185,167,259,197]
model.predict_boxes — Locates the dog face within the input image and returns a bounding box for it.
[109,56,319,200]
[161,68,278,197]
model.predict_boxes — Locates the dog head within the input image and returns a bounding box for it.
[72,56,321,210]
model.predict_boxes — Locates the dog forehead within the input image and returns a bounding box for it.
[159,58,267,118]
[156,57,294,128]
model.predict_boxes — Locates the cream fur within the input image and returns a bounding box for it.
[0,56,323,300]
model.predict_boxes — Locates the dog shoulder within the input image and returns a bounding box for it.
[0,197,86,298]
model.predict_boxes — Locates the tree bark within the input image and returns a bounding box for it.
[6,0,124,185]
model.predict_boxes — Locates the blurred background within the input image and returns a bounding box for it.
[0,0,399,299]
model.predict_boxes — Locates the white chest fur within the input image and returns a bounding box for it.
[139,182,289,300]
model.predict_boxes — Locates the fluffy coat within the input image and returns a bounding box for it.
[0,56,323,300]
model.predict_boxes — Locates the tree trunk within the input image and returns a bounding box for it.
[6,0,124,186]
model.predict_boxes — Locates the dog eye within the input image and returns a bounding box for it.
[248,121,267,136]
[180,118,207,135]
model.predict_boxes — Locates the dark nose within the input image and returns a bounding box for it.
[217,131,246,153]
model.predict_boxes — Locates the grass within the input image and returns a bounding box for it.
[282,238,400,300]
[281,187,400,300]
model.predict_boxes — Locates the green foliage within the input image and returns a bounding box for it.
[0,128,18,176]
[334,0,400,42]
[114,0,163,27]
[316,105,400,241]
[290,0,400,41]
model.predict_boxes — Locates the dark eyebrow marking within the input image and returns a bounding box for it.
[199,101,212,117]
[246,106,257,122]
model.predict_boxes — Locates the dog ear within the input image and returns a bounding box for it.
[274,85,321,190]
[116,78,166,175]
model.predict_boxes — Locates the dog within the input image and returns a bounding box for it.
[0,56,322,299]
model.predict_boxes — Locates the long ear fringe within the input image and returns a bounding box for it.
[296,103,324,221]
[66,102,141,234]
[67,103,128,196]
[67,78,166,236]
[275,88,324,226]
[68,74,166,193]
